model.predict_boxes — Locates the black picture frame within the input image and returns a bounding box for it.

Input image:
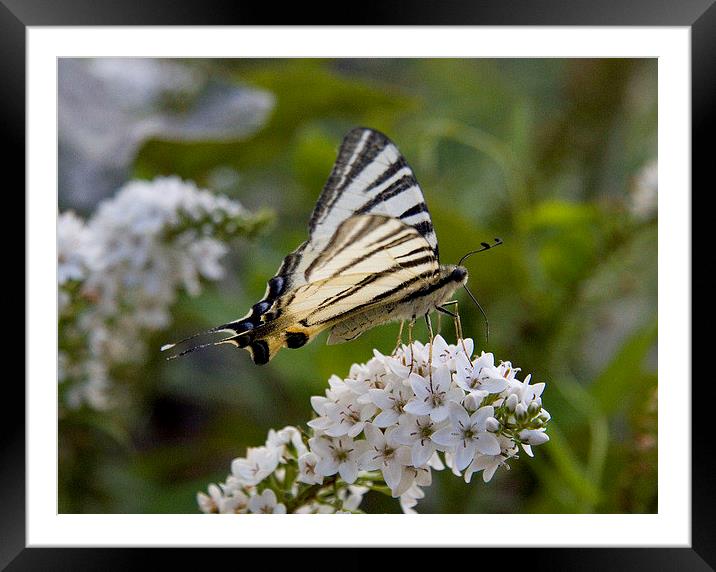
[9,0,707,567]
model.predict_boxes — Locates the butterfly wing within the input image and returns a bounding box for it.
[219,128,438,324]
[309,127,439,258]
[209,215,438,363]
[163,128,441,364]
[287,214,439,322]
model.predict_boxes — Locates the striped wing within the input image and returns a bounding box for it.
[217,127,439,334]
[206,215,437,364]
[309,127,439,258]
[286,215,438,326]
[163,128,441,364]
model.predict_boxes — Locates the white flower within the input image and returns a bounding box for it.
[455,352,508,394]
[368,382,413,428]
[58,211,94,286]
[393,414,446,468]
[248,489,286,514]
[187,236,228,281]
[427,451,445,471]
[197,484,250,514]
[432,402,501,471]
[399,478,429,514]
[498,361,521,382]
[403,367,463,422]
[358,423,412,494]
[308,435,367,484]
[429,335,473,367]
[308,385,376,437]
[219,491,250,514]
[464,454,505,483]
[231,446,280,486]
[322,398,377,438]
[506,373,546,408]
[339,485,368,512]
[393,340,430,371]
[518,429,550,446]
[267,426,308,459]
[197,484,222,514]
[297,452,323,485]
[463,390,490,411]
[393,465,433,499]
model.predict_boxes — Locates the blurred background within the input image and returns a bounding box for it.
[58,58,657,514]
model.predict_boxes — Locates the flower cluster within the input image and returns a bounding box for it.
[58,176,269,411]
[199,335,550,514]
[197,426,367,514]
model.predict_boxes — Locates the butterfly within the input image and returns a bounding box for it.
[163,127,476,365]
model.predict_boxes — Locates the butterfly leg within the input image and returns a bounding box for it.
[392,320,405,356]
[437,300,468,355]
[425,313,435,381]
[408,318,416,373]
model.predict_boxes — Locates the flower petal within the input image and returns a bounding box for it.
[404,398,432,416]
[480,376,508,393]
[447,401,470,426]
[432,427,459,447]
[368,388,394,410]
[411,441,434,467]
[475,432,501,456]
[373,409,399,428]
[362,422,385,447]
[455,441,477,471]
[383,460,403,492]
[338,460,359,484]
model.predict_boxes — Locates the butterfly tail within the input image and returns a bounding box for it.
[229,323,317,365]
[160,317,256,360]
[161,270,320,365]
[162,317,317,365]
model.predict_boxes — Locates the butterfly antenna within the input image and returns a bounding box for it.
[458,237,503,267]
[457,237,502,346]
[463,282,490,346]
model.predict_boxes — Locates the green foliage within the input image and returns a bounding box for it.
[59,58,657,514]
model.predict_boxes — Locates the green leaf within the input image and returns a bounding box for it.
[589,320,657,415]
[534,422,602,510]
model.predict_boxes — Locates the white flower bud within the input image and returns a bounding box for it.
[464,390,488,411]
[485,417,500,432]
[506,394,518,412]
[197,491,217,513]
[519,429,550,446]
[515,403,528,422]
[528,399,542,416]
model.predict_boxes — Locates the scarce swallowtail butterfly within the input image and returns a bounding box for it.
[163,127,472,365]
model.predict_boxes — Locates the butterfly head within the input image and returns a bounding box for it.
[450,265,468,284]
[432,264,469,306]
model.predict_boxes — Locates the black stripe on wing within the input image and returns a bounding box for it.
[303,268,439,328]
[354,174,417,215]
[308,127,440,260]
[308,127,375,234]
[214,243,307,336]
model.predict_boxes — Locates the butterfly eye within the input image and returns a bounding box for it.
[451,267,468,282]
